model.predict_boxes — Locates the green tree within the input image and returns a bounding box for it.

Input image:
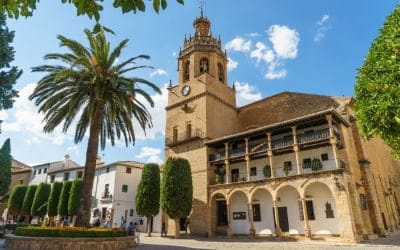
[0,13,21,130]
[7,185,27,217]
[1,0,184,21]
[355,4,400,159]
[21,184,37,216]
[0,138,11,196]
[135,163,160,237]
[68,179,83,216]
[58,181,73,217]
[29,28,160,227]
[31,182,51,217]
[47,182,63,220]
[161,157,192,238]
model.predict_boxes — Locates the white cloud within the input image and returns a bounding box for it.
[247,32,261,37]
[225,37,251,52]
[136,146,163,164]
[250,42,275,64]
[265,66,287,80]
[0,110,8,121]
[132,84,168,141]
[2,83,72,145]
[317,14,330,26]
[267,25,299,59]
[227,57,238,71]
[172,51,177,57]
[235,82,262,107]
[314,14,330,42]
[150,68,168,78]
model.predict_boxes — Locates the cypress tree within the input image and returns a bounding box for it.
[21,185,37,216]
[0,138,11,196]
[31,182,51,217]
[68,179,83,216]
[47,182,63,218]
[58,181,72,217]
[161,157,193,238]
[7,185,27,216]
[135,163,160,236]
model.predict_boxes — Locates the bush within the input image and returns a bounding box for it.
[21,185,37,216]
[263,165,271,178]
[7,185,28,216]
[15,226,128,237]
[31,183,51,217]
[68,179,83,216]
[58,181,72,217]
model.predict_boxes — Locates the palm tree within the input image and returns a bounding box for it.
[29,28,161,227]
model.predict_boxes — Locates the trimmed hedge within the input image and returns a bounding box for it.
[15,226,128,237]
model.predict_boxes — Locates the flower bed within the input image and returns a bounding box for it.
[15,226,128,237]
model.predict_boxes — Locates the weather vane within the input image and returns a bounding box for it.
[200,0,205,17]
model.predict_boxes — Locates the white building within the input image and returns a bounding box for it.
[29,155,83,184]
[91,160,161,232]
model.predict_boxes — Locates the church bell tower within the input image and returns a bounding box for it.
[164,9,238,235]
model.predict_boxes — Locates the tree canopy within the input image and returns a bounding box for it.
[47,182,63,217]
[355,4,400,158]
[21,184,37,216]
[135,163,160,236]
[7,185,27,216]
[0,13,20,131]
[31,182,51,217]
[1,0,184,21]
[68,179,83,216]
[161,157,192,238]
[0,138,11,196]
[57,181,72,217]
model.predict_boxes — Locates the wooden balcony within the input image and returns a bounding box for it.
[208,128,341,162]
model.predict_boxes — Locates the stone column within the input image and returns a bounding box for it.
[226,202,233,238]
[248,202,255,238]
[245,138,250,181]
[301,198,311,239]
[333,175,359,242]
[326,114,340,169]
[273,199,281,237]
[267,133,275,178]
[292,126,301,175]
[225,142,230,184]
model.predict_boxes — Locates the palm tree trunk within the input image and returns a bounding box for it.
[75,107,103,227]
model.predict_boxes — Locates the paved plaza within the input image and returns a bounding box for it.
[1,230,400,249]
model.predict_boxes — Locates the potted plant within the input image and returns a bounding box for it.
[311,158,323,171]
[263,165,271,178]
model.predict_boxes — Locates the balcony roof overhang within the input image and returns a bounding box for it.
[205,108,350,146]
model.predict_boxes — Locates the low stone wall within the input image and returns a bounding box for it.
[4,234,134,250]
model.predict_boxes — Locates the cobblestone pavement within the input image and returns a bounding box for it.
[133,230,400,250]
[1,230,400,250]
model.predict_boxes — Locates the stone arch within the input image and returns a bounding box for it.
[200,57,209,74]
[250,187,275,235]
[209,190,227,204]
[275,185,302,234]
[229,189,250,234]
[302,178,335,198]
[184,60,190,81]
[227,187,249,202]
[304,181,340,235]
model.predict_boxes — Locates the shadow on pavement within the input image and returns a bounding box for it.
[135,244,209,250]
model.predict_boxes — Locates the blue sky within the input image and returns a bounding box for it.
[0,0,398,166]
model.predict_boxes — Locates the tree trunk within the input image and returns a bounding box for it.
[74,107,103,227]
[147,215,152,237]
[174,218,180,239]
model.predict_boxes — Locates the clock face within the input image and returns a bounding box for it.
[182,85,191,96]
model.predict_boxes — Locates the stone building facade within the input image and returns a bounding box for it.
[164,13,400,242]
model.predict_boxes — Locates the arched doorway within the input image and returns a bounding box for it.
[251,188,274,235]
[229,190,249,235]
[276,185,302,234]
[304,182,340,235]
[210,193,228,236]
